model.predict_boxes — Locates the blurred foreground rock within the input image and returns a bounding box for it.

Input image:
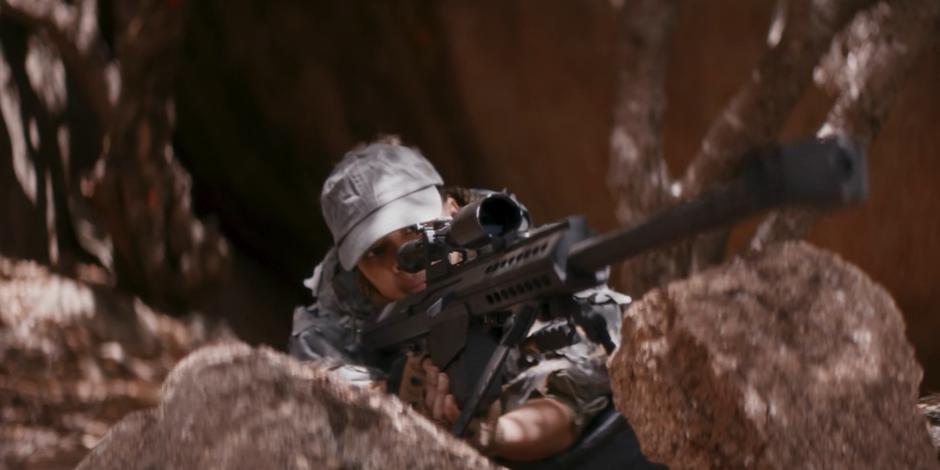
[0,258,223,469]
[78,342,497,470]
[609,241,936,469]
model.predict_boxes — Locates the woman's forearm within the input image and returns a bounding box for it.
[491,398,577,461]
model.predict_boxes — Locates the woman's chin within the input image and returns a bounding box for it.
[407,281,427,294]
[404,272,427,294]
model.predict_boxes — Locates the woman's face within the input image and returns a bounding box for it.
[356,197,460,302]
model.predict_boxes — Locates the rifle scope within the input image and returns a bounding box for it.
[397,193,525,273]
[449,193,525,248]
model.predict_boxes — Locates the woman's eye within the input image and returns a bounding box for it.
[364,246,384,258]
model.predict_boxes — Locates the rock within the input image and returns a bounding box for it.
[609,241,936,469]
[0,257,221,469]
[77,342,499,470]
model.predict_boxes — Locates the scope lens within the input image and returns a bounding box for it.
[478,196,522,236]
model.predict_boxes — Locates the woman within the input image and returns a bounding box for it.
[289,137,624,461]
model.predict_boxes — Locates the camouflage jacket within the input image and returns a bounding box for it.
[289,246,630,434]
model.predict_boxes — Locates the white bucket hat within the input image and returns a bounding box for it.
[320,142,444,270]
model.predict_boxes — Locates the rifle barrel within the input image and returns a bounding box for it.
[567,136,866,275]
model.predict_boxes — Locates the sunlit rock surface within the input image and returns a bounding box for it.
[77,342,498,470]
[609,241,936,469]
[0,257,220,469]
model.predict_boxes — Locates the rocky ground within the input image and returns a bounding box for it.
[77,343,497,470]
[3,241,939,469]
[0,257,226,469]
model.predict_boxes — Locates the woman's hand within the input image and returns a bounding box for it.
[421,360,503,454]
[422,359,461,425]
[417,359,576,460]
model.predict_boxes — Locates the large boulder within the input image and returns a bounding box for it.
[0,257,217,469]
[609,241,936,469]
[77,342,498,470]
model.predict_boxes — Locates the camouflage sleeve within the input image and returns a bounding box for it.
[500,287,628,435]
[288,305,385,386]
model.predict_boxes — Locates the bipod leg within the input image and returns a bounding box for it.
[452,305,537,437]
